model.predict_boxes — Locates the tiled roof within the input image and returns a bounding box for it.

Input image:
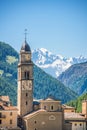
[23,109,46,119]
[2,105,18,111]
[40,97,61,102]
[0,96,10,102]
[64,112,85,120]
[63,104,75,109]
[0,96,18,111]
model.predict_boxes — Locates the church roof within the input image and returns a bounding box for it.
[23,109,46,119]
[40,96,61,102]
[21,40,31,52]
[45,97,55,101]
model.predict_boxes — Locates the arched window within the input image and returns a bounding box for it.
[51,105,53,110]
[10,119,12,124]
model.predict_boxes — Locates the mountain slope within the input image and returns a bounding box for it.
[32,48,87,77]
[33,65,77,103]
[58,62,87,95]
[0,41,77,105]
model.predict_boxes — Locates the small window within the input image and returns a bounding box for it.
[10,119,12,124]
[35,128,37,130]
[26,101,28,105]
[75,123,77,126]
[80,123,82,126]
[0,106,3,110]
[27,72,29,79]
[35,121,37,124]
[10,112,12,116]
[44,106,46,110]
[51,106,53,110]
[26,93,28,97]
[0,113,2,118]
[0,120,2,124]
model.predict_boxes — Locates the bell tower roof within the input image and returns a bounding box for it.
[21,40,31,52]
[21,29,31,52]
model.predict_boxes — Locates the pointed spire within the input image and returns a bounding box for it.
[24,29,27,41]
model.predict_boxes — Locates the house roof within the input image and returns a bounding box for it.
[64,112,85,121]
[0,96,10,102]
[63,104,75,109]
[0,96,18,111]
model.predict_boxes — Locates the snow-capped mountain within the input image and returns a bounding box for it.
[32,48,87,77]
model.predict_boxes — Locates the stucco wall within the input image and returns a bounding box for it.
[0,111,17,128]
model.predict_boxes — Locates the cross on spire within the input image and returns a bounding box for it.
[24,29,27,41]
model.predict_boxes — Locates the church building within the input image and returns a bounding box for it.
[17,38,71,130]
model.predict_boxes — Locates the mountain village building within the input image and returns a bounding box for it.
[0,96,19,130]
[0,38,87,130]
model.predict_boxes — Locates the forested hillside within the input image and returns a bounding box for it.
[67,93,87,112]
[0,41,77,105]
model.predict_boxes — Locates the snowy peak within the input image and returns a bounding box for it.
[32,48,63,65]
[32,48,87,77]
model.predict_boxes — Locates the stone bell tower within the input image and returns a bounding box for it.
[17,35,33,116]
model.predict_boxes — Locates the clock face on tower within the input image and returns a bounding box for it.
[22,80,32,90]
[26,54,31,61]
[22,54,31,62]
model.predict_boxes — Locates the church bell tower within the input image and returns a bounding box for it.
[17,34,33,116]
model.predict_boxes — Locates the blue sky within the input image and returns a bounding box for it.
[0,0,87,57]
